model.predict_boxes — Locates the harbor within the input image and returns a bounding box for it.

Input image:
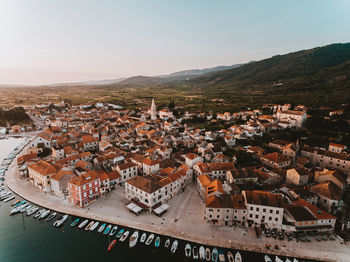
[0,137,328,262]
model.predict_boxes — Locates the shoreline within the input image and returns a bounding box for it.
[3,138,345,262]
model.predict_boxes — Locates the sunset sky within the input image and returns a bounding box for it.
[0,0,349,85]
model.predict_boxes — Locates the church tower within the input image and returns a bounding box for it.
[150,98,157,120]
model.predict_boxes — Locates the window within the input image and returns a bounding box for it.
[275,218,278,222]
[256,207,259,212]
[255,215,258,219]
[250,207,253,211]
[263,208,266,212]
[276,210,279,215]
[83,185,86,190]
[270,210,273,214]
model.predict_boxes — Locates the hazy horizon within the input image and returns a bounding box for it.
[0,0,349,85]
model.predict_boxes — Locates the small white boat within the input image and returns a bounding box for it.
[34,209,45,218]
[3,195,15,202]
[275,256,283,262]
[109,226,118,236]
[98,223,106,233]
[90,221,99,231]
[140,233,147,243]
[264,255,272,262]
[39,209,50,220]
[235,251,242,262]
[185,243,191,258]
[293,259,299,262]
[85,221,94,231]
[129,231,139,248]
[199,246,205,260]
[227,251,234,262]
[10,203,28,215]
[193,246,199,260]
[145,234,154,245]
[205,248,211,261]
[120,231,130,242]
[78,219,89,229]
[26,207,38,216]
[171,240,178,254]
[21,205,32,213]
[53,214,68,227]
[165,239,170,248]
[286,259,292,262]
[46,212,57,222]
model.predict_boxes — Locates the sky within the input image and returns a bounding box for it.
[0,0,349,85]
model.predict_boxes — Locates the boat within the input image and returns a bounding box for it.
[21,205,32,213]
[185,244,191,258]
[98,223,106,233]
[293,259,299,262]
[39,209,50,220]
[227,251,234,262]
[170,240,178,254]
[90,221,99,231]
[26,207,38,216]
[275,256,283,262]
[286,259,292,262]
[212,248,218,262]
[116,229,124,238]
[70,218,80,227]
[234,251,242,262]
[155,236,160,247]
[78,219,89,229]
[46,212,57,222]
[264,255,272,262]
[85,221,95,231]
[53,214,68,227]
[219,250,225,262]
[108,240,116,251]
[145,234,154,245]
[4,195,15,202]
[10,203,28,215]
[120,231,129,242]
[206,248,211,261]
[34,209,45,219]
[103,225,112,235]
[140,233,147,243]
[199,246,205,260]
[109,226,118,236]
[129,231,139,248]
[165,239,170,248]
[193,246,199,260]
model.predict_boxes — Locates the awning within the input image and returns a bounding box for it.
[126,202,143,215]
[153,204,170,216]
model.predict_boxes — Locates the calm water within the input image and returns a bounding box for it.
[0,138,316,262]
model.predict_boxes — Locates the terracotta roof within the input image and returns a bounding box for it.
[310,181,341,200]
[29,160,57,176]
[244,190,284,208]
[197,175,212,187]
[107,170,121,180]
[81,135,98,144]
[118,162,137,170]
[51,169,75,181]
[261,152,290,163]
[231,194,246,209]
[293,198,335,220]
[68,170,100,186]
[142,158,159,166]
[126,175,162,194]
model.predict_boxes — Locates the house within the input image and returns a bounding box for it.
[243,190,284,229]
[28,160,57,193]
[226,168,258,185]
[81,135,98,151]
[260,152,291,169]
[194,162,235,181]
[185,153,203,168]
[310,181,341,215]
[197,175,212,200]
[51,168,75,198]
[205,194,233,226]
[314,168,347,190]
[283,205,317,233]
[275,110,307,127]
[68,171,101,207]
[328,143,347,153]
[115,162,138,183]
[142,158,160,175]
[286,168,310,185]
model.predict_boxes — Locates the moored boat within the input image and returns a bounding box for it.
[90,221,99,231]
[185,243,191,258]
[264,255,272,262]
[34,209,45,219]
[212,248,218,262]
[205,248,211,261]
[120,231,129,242]
[85,221,95,231]
[275,256,283,262]
[145,234,154,245]
[227,251,234,262]
[129,231,139,248]
[165,239,170,248]
[193,246,199,260]
[108,240,116,251]
[4,195,15,202]
[199,246,205,260]
[116,228,124,238]
[70,218,80,227]
[140,233,147,243]
[235,251,242,262]
[154,236,160,247]
[109,226,118,236]
[219,250,225,262]
[46,212,57,222]
[53,214,68,227]
[98,223,106,233]
[103,225,112,235]
[171,240,178,254]
[10,203,28,215]
[39,209,50,220]
[26,207,38,216]
[78,219,89,229]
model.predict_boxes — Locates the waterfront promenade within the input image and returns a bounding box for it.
[4,145,350,262]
